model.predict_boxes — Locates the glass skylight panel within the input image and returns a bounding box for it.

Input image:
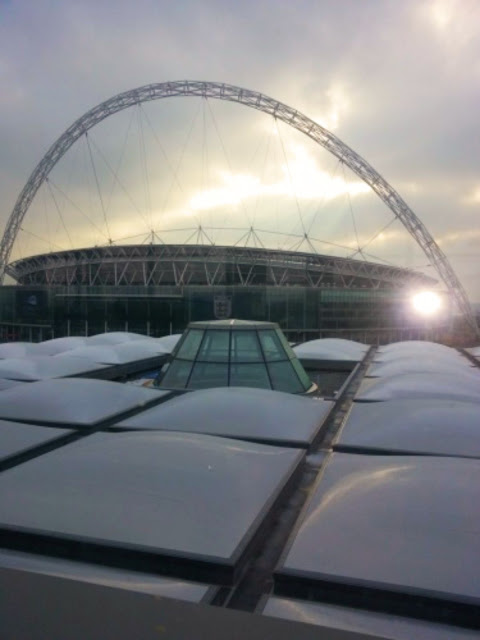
[158,320,313,394]
[196,330,229,362]
[175,329,204,360]
[0,432,303,572]
[187,362,229,389]
[160,360,193,388]
[229,363,271,389]
[116,387,333,448]
[230,330,263,362]
[267,361,305,394]
[355,372,480,403]
[0,420,73,464]
[335,399,480,457]
[258,329,287,361]
[0,379,164,426]
[263,598,479,639]
[0,550,212,602]
[277,453,480,605]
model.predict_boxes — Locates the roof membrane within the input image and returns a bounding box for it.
[334,399,480,457]
[156,334,182,352]
[57,341,167,365]
[0,356,107,381]
[294,338,368,362]
[0,419,73,463]
[367,358,477,378]
[87,331,150,345]
[0,431,302,568]
[376,341,459,357]
[355,372,480,403]
[116,387,333,448]
[35,337,89,356]
[0,343,40,359]
[0,379,164,426]
[277,453,480,605]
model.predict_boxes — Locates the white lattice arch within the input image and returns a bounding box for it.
[1,81,476,334]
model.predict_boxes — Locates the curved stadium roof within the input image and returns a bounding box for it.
[6,244,436,289]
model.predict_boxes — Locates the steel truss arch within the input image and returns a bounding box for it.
[1,80,477,335]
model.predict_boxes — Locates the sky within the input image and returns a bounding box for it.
[0,0,479,300]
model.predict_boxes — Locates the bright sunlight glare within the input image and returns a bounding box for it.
[411,290,443,316]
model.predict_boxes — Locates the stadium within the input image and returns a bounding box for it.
[1,242,442,344]
[0,81,475,343]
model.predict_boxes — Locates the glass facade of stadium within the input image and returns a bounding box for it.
[0,284,452,345]
[0,245,454,343]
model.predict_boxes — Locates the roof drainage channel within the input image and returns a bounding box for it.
[215,346,376,611]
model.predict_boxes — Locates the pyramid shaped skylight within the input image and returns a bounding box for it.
[158,320,313,394]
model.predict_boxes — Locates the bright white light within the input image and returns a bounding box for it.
[411,291,443,316]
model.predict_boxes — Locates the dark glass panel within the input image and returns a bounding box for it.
[258,329,287,362]
[160,359,193,389]
[196,330,230,362]
[229,363,271,389]
[175,329,204,361]
[188,362,229,389]
[230,331,263,362]
[268,361,305,394]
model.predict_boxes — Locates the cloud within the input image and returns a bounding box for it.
[0,0,479,299]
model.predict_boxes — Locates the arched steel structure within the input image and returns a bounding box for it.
[1,80,477,334]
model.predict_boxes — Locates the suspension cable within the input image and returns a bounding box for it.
[45,178,73,248]
[85,132,112,242]
[88,136,151,232]
[341,160,362,257]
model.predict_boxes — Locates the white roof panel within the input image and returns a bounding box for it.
[0,549,211,602]
[87,331,151,345]
[263,598,478,639]
[0,343,40,359]
[0,431,302,563]
[35,337,89,355]
[116,387,333,447]
[156,334,182,352]
[335,399,480,457]
[0,356,107,381]
[0,419,73,463]
[278,453,480,604]
[367,359,478,378]
[355,372,480,403]
[294,338,368,362]
[0,378,25,391]
[57,341,167,365]
[373,350,468,366]
[377,341,459,357]
[0,379,165,425]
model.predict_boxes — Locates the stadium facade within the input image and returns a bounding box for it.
[0,244,450,344]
